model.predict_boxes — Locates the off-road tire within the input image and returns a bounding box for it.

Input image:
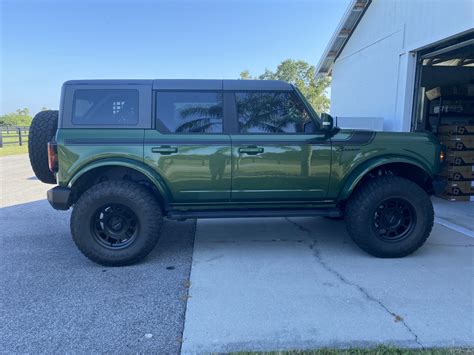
[71,181,162,266]
[28,110,58,184]
[345,176,434,258]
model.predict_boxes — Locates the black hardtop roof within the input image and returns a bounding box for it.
[63,79,293,91]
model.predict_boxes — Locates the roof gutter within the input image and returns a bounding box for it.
[316,0,371,78]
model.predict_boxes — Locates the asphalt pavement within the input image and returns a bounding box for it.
[0,155,195,353]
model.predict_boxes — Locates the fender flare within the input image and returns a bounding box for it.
[338,156,433,200]
[68,158,171,205]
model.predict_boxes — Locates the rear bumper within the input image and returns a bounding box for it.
[432,176,447,195]
[47,186,71,210]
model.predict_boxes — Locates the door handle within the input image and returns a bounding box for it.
[239,146,264,155]
[151,146,178,155]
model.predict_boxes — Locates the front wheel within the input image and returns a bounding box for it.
[71,181,162,266]
[345,176,434,258]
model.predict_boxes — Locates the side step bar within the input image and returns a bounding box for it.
[167,208,342,221]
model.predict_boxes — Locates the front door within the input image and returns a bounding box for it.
[144,90,231,203]
[230,91,331,201]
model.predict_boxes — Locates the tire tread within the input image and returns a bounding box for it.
[28,110,58,184]
[70,180,162,266]
[345,176,434,257]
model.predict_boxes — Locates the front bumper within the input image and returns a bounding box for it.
[47,186,71,210]
[432,176,447,195]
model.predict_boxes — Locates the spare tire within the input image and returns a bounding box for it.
[28,110,58,184]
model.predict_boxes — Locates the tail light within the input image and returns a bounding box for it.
[47,142,58,173]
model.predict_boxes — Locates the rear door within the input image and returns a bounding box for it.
[144,84,231,203]
[229,90,331,201]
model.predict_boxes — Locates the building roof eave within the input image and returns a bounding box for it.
[316,0,371,78]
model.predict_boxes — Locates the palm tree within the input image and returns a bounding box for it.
[175,103,223,133]
[236,92,309,133]
[237,92,313,177]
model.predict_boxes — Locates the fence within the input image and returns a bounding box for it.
[0,126,30,148]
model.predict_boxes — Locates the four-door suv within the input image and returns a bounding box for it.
[28,79,445,266]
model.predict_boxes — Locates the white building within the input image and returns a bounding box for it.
[317,0,474,133]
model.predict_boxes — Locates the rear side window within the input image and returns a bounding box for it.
[155,92,223,133]
[72,89,139,125]
[236,91,311,134]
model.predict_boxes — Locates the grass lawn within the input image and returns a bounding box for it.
[0,145,28,156]
[0,129,28,156]
[0,127,29,156]
[235,347,472,355]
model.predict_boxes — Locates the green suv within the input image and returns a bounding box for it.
[28,79,446,266]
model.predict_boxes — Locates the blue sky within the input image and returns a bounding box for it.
[1,0,349,115]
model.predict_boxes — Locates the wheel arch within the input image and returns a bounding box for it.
[68,159,171,208]
[338,157,434,201]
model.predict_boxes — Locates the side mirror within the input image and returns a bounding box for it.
[320,113,334,132]
[303,120,316,133]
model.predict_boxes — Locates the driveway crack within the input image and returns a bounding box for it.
[285,217,424,349]
[427,243,473,248]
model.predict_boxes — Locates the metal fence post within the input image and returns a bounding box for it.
[18,127,22,146]
[0,130,3,148]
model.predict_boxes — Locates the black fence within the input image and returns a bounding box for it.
[0,126,30,147]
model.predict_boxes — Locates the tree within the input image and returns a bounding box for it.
[239,60,331,177]
[239,70,252,80]
[0,108,32,127]
[175,103,223,133]
[239,59,331,114]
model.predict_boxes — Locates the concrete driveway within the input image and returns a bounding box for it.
[181,218,473,353]
[1,154,473,353]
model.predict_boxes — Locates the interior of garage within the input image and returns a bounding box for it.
[412,32,474,202]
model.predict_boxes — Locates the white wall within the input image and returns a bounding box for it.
[330,0,474,132]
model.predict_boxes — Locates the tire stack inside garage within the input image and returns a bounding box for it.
[426,87,474,202]
[413,35,474,202]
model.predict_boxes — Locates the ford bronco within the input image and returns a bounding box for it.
[28,79,446,266]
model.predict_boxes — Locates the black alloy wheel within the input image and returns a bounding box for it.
[91,203,139,249]
[372,198,416,243]
[344,176,434,258]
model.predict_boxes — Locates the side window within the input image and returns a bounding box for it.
[235,91,311,134]
[72,89,139,125]
[156,92,223,133]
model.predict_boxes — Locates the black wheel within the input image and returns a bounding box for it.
[28,110,58,184]
[345,176,434,258]
[90,203,140,250]
[71,181,162,266]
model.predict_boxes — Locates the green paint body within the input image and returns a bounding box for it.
[55,127,442,211]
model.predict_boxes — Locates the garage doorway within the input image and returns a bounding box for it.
[411,31,474,201]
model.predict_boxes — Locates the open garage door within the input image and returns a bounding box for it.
[412,31,474,201]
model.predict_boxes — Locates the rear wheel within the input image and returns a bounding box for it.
[28,110,58,184]
[71,181,162,266]
[345,176,434,258]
